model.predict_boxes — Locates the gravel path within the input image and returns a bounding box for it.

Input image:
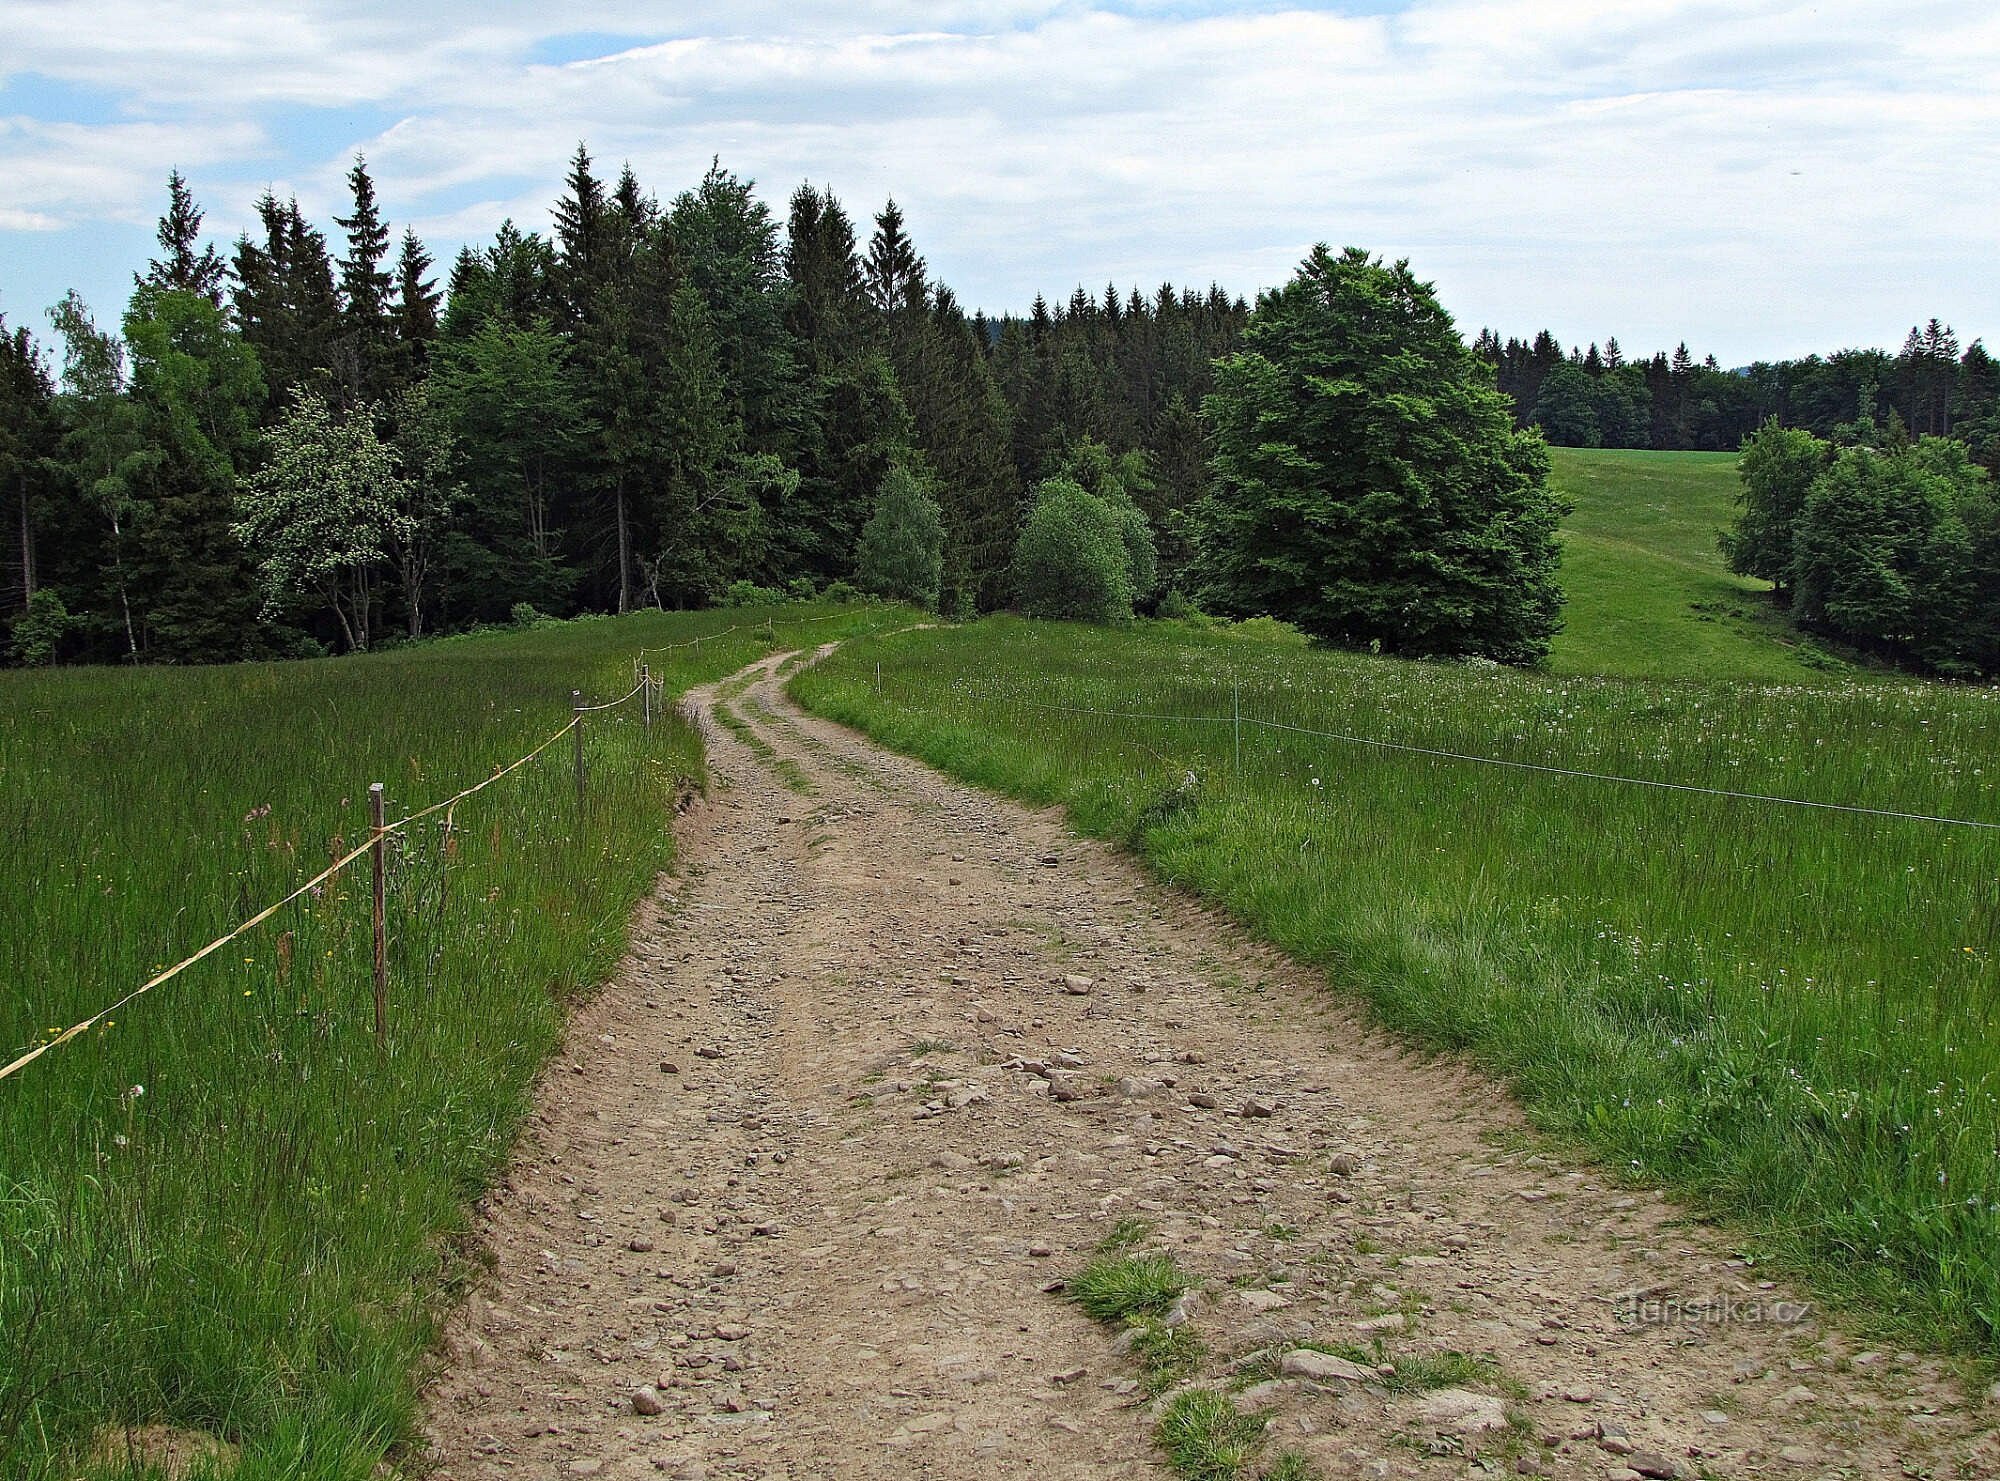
[421,649,1992,1480]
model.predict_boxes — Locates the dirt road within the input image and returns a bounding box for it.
[421,649,1991,1480]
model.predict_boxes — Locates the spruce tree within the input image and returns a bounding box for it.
[333,155,396,404]
[865,199,926,316]
[441,221,557,335]
[553,142,610,328]
[140,169,227,306]
[392,229,442,379]
[669,161,803,458]
[786,184,868,366]
[1150,391,1206,592]
[648,281,742,606]
[231,195,342,413]
[0,317,55,619]
[611,165,655,241]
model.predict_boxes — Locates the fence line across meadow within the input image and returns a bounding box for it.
[636,625,740,660]
[632,608,856,663]
[0,666,667,1088]
[37,611,1963,1090]
[5,607,897,1090]
[981,687,2000,832]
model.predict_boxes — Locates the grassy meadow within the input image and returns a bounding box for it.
[1547,446,1843,682]
[0,602,894,1480]
[792,615,2000,1353]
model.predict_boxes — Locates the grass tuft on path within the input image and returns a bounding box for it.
[1068,1250,1189,1323]
[1155,1389,1269,1481]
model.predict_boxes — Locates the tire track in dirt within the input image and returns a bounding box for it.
[421,648,1993,1480]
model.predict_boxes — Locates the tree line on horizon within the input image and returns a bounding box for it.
[1477,323,2000,465]
[0,147,1987,672]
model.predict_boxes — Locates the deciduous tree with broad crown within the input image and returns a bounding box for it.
[234,386,412,653]
[855,462,945,609]
[1196,245,1565,665]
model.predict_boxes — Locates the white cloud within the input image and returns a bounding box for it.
[1,1,1996,359]
[0,116,265,227]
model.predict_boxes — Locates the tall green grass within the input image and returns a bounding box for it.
[0,602,891,1480]
[793,617,2000,1352]
[1549,447,1840,682]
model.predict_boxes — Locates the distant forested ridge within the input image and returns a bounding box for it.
[0,151,1246,664]
[1475,323,1999,465]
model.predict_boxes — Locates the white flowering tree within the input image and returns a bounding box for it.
[234,387,412,652]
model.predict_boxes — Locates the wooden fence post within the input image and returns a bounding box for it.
[572,690,586,807]
[642,662,652,734]
[369,782,388,1047]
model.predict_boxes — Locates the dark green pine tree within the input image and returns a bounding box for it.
[1035,337,1111,469]
[785,184,868,369]
[139,169,227,306]
[1955,340,2000,471]
[552,145,638,611]
[648,281,746,607]
[392,229,442,381]
[0,316,57,624]
[440,221,558,336]
[577,171,671,616]
[868,205,1024,606]
[1029,294,1052,344]
[892,292,1020,613]
[611,165,655,242]
[231,194,343,414]
[557,163,668,615]
[780,184,909,581]
[1149,391,1206,593]
[669,160,804,460]
[333,155,397,406]
[553,142,611,330]
[864,199,926,316]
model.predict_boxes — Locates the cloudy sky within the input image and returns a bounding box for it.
[1,0,1994,364]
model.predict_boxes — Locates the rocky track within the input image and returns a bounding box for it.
[421,648,1992,1480]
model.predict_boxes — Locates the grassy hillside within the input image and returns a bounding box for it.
[1548,447,1839,681]
[794,617,2000,1355]
[0,603,893,1481]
